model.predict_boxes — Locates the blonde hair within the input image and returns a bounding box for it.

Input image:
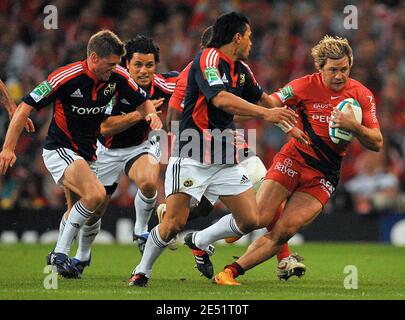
[311,35,353,69]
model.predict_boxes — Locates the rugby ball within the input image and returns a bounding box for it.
[329,98,362,144]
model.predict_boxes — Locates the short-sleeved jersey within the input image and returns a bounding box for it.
[271,72,380,184]
[176,48,263,164]
[169,61,255,161]
[168,63,192,111]
[99,71,178,148]
[23,61,149,160]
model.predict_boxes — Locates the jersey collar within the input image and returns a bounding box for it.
[82,59,101,84]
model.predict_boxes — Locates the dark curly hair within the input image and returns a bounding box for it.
[124,35,160,64]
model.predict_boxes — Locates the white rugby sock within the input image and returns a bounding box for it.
[194,213,245,251]
[55,201,93,255]
[134,191,157,236]
[134,225,169,278]
[74,219,101,262]
[56,214,67,244]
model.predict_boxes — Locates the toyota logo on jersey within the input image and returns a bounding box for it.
[71,105,108,115]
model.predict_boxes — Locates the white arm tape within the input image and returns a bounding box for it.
[275,120,293,133]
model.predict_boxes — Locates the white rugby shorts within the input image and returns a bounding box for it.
[165,157,252,204]
[239,155,267,193]
[95,137,161,188]
[42,147,96,184]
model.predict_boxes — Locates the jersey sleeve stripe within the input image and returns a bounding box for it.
[153,74,177,86]
[49,68,84,88]
[49,66,82,86]
[154,75,176,86]
[205,49,215,68]
[154,77,176,93]
[115,65,132,78]
[114,66,140,91]
[200,49,220,79]
[154,83,175,93]
[210,52,219,68]
[200,49,219,78]
[48,65,83,86]
[48,64,83,85]
[114,66,129,78]
[128,78,139,91]
[205,48,219,68]
[48,62,82,79]
[271,92,283,103]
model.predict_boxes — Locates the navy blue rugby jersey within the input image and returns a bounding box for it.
[176,48,263,164]
[23,61,149,160]
[99,71,178,148]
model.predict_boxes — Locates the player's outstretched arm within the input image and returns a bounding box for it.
[0,80,17,118]
[258,92,282,109]
[100,99,163,135]
[211,91,297,127]
[259,92,310,144]
[100,111,144,135]
[0,102,34,175]
[0,80,35,133]
[137,99,163,131]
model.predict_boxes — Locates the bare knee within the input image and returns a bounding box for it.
[159,216,186,241]
[81,184,106,211]
[236,215,259,234]
[272,222,300,246]
[91,197,109,220]
[257,205,280,228]
[138,180,157,198]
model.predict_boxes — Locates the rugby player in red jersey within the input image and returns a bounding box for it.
[214,35,383,285]
[0,30,161,279]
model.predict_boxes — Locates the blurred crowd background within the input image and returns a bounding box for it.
[0,0,404,216]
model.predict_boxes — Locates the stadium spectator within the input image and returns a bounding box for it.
[345,150,399,214]
[18,174,47,209]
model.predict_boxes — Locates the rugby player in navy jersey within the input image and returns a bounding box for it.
[129,12,303,287]
[67,36,178,273]
[0,30,162,278]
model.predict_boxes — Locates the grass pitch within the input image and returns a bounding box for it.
[0,242,404,300]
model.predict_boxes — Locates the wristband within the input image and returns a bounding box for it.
[146,113,158,118]
[275,121,293,133]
